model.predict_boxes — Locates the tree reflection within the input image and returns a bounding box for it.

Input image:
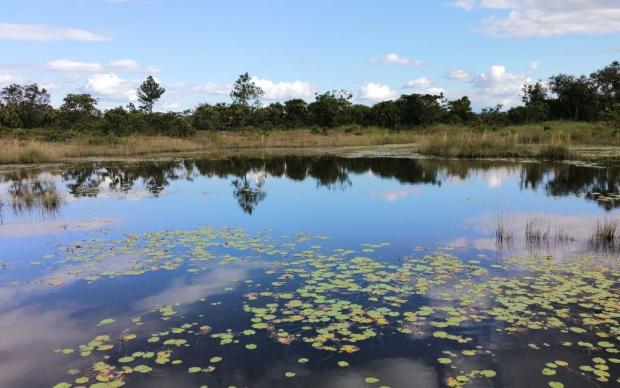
[231,174,267,215]
[2,157,620,217]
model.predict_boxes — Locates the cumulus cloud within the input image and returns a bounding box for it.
[85,73,138,102]
[251,77,318,100]
[191,81,231,95]
[372,53,425,67]
[470,64,530,107]
[0,73,15,87]
[403,77,432,89]
[446,69,471,81]
[426,87,446,95]
[359,83,398,102]
[0,23,110,41]
[455,0,620,37]
[452,0,475,10]
[45,59,157,72]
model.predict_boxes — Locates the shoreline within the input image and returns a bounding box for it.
[2,122,620,166]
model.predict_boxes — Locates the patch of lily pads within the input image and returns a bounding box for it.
[45,226,619,387]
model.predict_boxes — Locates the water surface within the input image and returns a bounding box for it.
[0,156,618,388]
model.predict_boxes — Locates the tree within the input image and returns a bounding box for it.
[396,93,445,127]
[591,61,620,112]
[192,103,232,131]
[478,105,507,130]
[308,90,352,128]
[102,106,147,136]
[147,111,195,137]
[60,93,100,131]
[0,83,53,128]
[370,101,400,129]
[548,74,598,121]
[520,82,550,122]
[283,99,309,128]
[446,96,474,124]
[230,72,264,131]
[137,75,165,113]
[349,104,371,126]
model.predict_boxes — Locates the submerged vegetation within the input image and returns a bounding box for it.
[25,225,619,387]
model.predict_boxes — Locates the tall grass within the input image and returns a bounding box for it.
[589,219,617,250]
[495,213,513,247]
[0,121,615,164]
[416,132,572,160]
[524,217,551,249]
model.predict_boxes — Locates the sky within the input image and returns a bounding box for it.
[1,0,619,111]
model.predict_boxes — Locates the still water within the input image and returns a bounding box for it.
[0,156,618,388]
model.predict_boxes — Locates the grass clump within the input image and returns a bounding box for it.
[589,219,617,249]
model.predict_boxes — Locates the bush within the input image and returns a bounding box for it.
[102,106,147,136]
[537,145,571,161]
[311,126,328,135]
[148,112,195,137]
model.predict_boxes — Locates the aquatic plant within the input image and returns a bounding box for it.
[38,225,619,387]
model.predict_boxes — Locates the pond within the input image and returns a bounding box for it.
[0,156,618,388]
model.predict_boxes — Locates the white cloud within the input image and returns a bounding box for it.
[372,53,425,67]
[403,77,432,89]
[479,0,514,9]
[85,73,138,102]
[45,59,157,73]
[426,87,446,95]
[376,188,422,202]
[359,83,398,102]
[446,69,471,81]
[192,81,231,95]
[251,77,318,100]
[0,23,110,41]
[470,64,530,107]
[0,73,15,87]
[184,77,317,101]
[529,60,541,70]
[457,0,620,37]
[452,0,475,10]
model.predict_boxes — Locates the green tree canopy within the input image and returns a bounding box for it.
[137,75,165,113]
[60,93,100,131]
[230,73,264,130]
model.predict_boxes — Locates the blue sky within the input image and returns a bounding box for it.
[1,0,619,110]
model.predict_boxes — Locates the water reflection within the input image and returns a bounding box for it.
[6,179,61,216]
[1,157,620,218]
[231,173,267,215]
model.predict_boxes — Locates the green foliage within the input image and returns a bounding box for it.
[102,106,147,136]
[60,94,100,132]
[230,73,264,130]
[477,105,507,130]
[137,75,165,113]
[601,102,620,129]
[446,96,474,124]
[3,61,620,138]
[370,101,400,129]
[308,90,353,127]
[396,92,445,126]
[147,112,195,137]
[0,83,54,128]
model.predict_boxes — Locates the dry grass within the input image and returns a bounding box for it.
[0,121,617,165]
[0,128,420,164]
[416,131,572,160]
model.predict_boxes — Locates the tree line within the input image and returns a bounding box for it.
[0,62,618,138]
